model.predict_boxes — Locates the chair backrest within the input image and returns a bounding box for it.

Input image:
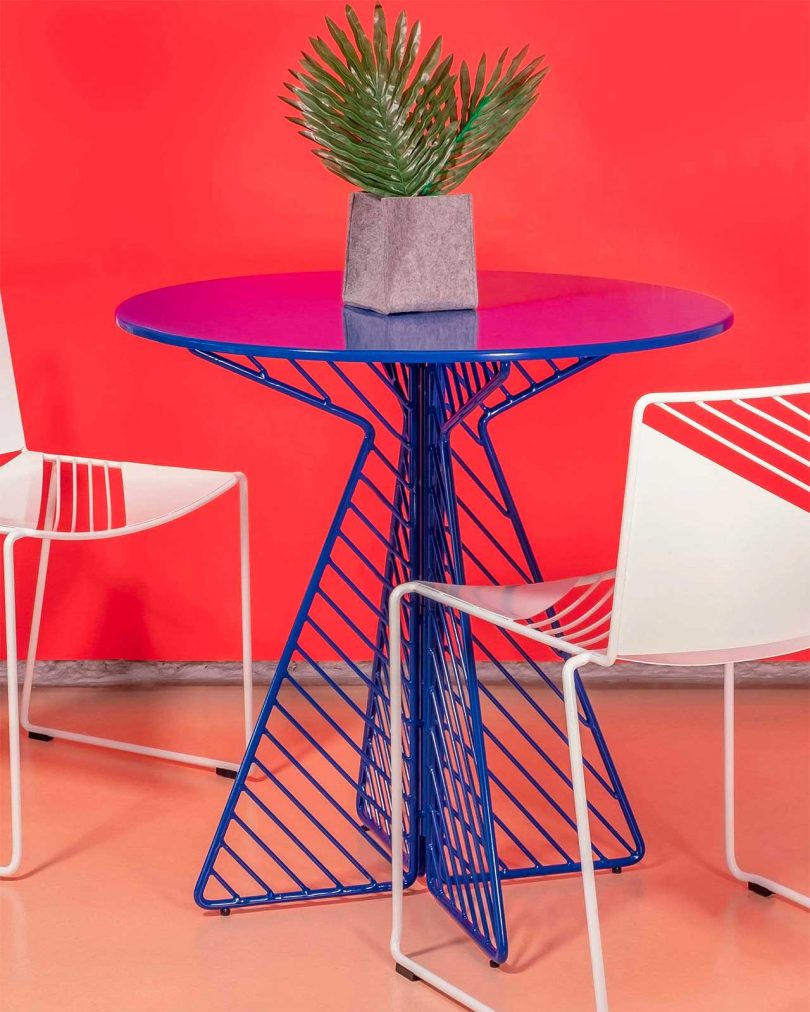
[0,293,26,453]
[609,382,810,664]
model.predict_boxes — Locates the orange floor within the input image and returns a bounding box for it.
[1,683,808,1011]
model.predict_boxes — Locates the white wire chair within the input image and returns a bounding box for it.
[0,293,253,878]
[388,381,810,1012]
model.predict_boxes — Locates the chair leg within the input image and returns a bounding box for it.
[387,584,495,1012]
[215,476,253,782]
[1,534,24,877]
[20,493,249,774]
[723,661,809,908]
[20,538,50,734]
[237,474,253,745]
[561,653,609,1012]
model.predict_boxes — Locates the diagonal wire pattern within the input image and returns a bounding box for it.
[193,355,422,906]
[434,359,643,885]
[192,352,643,955]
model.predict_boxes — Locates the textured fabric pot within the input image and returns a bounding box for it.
[343,192,478,315]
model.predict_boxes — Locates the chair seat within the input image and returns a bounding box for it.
[425,570,616,660]
[424,572,810,666]
[0,449,237,537]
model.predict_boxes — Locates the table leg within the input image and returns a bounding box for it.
[418,362,510,961]
[192,353,643,952]
[411,360,644,964]
[193,355,424,909]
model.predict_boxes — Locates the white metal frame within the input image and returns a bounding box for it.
[389,583,609,1012]
[387,382,810,1011]
[0,295,254,878]
[723,661,808,907]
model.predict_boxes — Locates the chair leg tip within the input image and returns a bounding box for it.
[489,959,501,969]
[215,767,237,780]
[395,963,419,982]
[747,882,774,897]
[28,731,54,742]
[611,866,623,874]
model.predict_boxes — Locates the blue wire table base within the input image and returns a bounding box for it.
[193,353,644,963]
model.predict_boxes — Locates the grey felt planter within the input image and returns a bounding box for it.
[342,192,478,315]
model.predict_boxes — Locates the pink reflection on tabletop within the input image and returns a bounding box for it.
[116,271,733,362]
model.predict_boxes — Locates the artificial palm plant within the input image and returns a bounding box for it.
[282,5,549,315]
[282,4,548,196]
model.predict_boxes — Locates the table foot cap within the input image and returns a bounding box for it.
[28,731,54,742]
[215,767,237,780]
[748,882,773,897]
[395,963,419,982]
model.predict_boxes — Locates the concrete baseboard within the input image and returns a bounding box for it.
[1,659,807,688]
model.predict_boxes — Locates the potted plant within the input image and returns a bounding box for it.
[283,4,548,315]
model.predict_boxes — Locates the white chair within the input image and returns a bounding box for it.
[0,293,253,878]
[388,382,810,1012]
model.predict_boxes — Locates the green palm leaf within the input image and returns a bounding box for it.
[282,4,458,196]
[282,4,548,197]
[430,50,549,194]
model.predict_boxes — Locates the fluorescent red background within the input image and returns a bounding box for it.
[0,0,808,661]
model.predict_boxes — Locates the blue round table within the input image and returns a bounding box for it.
[117,270,732,963]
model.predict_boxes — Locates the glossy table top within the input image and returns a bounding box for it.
[116,271,733,363]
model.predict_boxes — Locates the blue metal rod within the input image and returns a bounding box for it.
[252,758,378,887]
[232,813,310,893]
[266,734,392,865]
[244,777,344,889]
[221,841,273,896]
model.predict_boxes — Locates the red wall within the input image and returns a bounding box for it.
[1,0,808,660]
